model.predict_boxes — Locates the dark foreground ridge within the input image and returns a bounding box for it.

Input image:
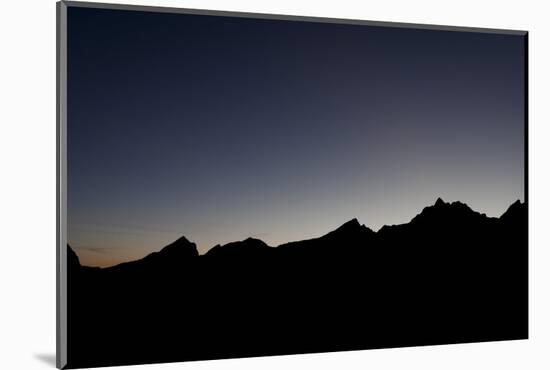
[66,199,527,368]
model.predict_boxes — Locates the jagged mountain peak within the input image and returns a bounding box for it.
[107,235,200,269]
[321,218,373,240]
[505,199,523,212]
[156,235,198,257]
[411,198,480,224]
[500,199,526,221]
[334,218,361,231]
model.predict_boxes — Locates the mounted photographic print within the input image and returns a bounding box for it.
[56,1,528,368]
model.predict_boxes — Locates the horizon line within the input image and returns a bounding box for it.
[70,197,525,269]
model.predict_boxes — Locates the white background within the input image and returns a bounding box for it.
[1,0,549,369]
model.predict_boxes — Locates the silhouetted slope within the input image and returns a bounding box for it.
[205,237,273,259]
[105,235,198,274]
[66,199,527,369]
[277,218,375,262]
[279,217,373,247]
[501,199,527,223]
[67,245,80,267]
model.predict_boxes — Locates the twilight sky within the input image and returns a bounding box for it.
[67,6,526,267]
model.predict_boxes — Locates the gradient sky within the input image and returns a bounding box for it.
[67,6,526,267]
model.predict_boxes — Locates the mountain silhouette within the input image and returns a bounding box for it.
[501,199,527,223]
[205,237,272,259]
[103,235,198,274]
[65,199,527,369]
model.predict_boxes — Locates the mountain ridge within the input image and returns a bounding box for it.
[66,197,528,368]
[70,198,526,269]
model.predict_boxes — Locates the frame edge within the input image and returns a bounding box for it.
[56,1,68,369]
[62,0,527,36]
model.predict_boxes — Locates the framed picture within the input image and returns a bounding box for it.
[57,1,528,368]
